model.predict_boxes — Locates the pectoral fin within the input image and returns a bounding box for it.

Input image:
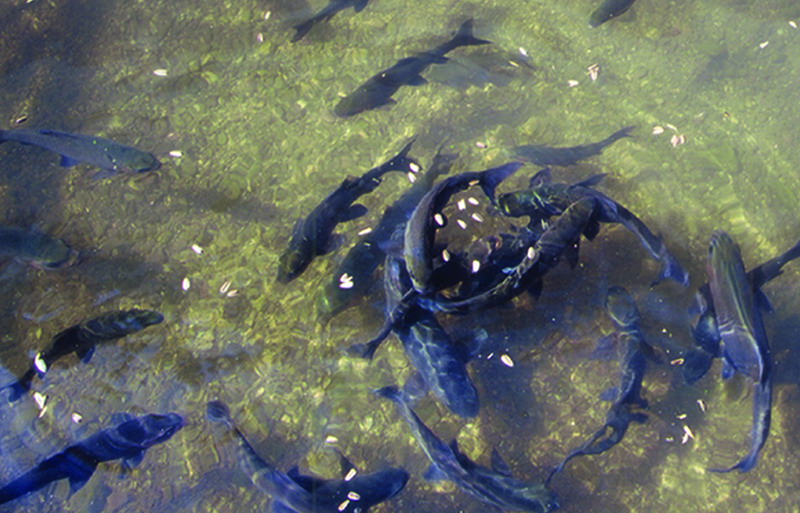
[490,448,513,477]
[353,0,369,11]
[272,501,301,513]
[122,450,145,471]
[528,167,552,188]
[59,155,81,167]
[343,204,369,222]
[423,464,448,482]
[407,75,429,86]
[75,344,96,363]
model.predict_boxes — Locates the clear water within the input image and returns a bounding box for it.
[1,0,800,511]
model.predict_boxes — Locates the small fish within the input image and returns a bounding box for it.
[705,231,772,473]
[497,168,689,286]
[375,386,558,512]
[206,401,409,513]
[0,412,183,505]
[0,128,161,178]
[589,0,637,27]
[277,139,419,283]
[547,286,649,483]
[0,225,78,270]
[2,309,164,401]
[384,256,480,418]
[318,146,456,321]
[512,126,633,167]
[334,19,491,117]
[292,0,370,42]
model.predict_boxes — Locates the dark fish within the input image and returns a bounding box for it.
[590,0,636,27]
[350,162,522,359]
[292,0,369,42]
[277,139,419,283]
[512,126,633,167]
[384,256,480,418]
[420,197,597,315]
[375,386,558,512]
[497,168,689,286]
[547,286,649,483]
[334,19,491,117]
[705,231,772,473]
[0,128,161,178]
[317,147,456,321]
[2,309,164,401]
[206,401,409,513]
[683,236,800,384]
[0,225,78,270]
[0,412,183,505]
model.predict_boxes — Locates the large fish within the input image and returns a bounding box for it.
[384,255,480,418]
[512,126,633,167]
[206,401,409,513]
[292,0,370,42]
[277,139,419,283]
[0,412,183,505]
[497,168,689,286]
[318,146,456,321]
[546,286,649,483]
[0,128,161,178]
[705,231,772,473]
[589,0,637,27]
[375,386,558,512]
[683,236,800,384]
[2,309,164,401]
[334,19,491,117]
[0,225,78,270]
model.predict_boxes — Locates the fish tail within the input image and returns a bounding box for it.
[479,162,524,204]
[450,19,492,48]
[206,400,234,428]
[374,385,403,403]
[605,125,635,144]
[291,19,317,42]
[386,137,420,173]
[681,349,714,384]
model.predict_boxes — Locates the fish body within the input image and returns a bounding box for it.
[512,126,633,167]
[292,0,369,42]
[0,128,161,177]
[0,225,77,270]
[334,19,491,117]
[497,168,688,286]
[206,401,408,513]
[590,0,636,27]
[705,231,772,473]
[318,148,456,321]
[0,412,183,505]
[375,386,557,512]
[547,286,648,483]
[384,256,480,418]
[277,140,418,283]
[2,309,164,401]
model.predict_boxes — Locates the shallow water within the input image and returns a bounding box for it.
[1,0,800,512]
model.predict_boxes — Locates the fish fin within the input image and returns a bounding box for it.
[374,385,403,402]
[688,291,708,316]
[342,204,369,222]
[423,464,448,482]
[459,328,487,362]
[564,241,580,268]
[600,386,618,401]
[272,500,301,513]
[59,155,81,167]
[407,74,428,86]
[449,439,475,469]
[353,0,369,11]
[582,218,601,240]
[75,344,96,363]
[682,350,713,385]
[479,162,524,203]
[336,450,359,478]
[490,448,513,477]
[753,288,774,313]
[286,466,322,492]
[122,451,145,472]
[111,412,136,424]
[574,173,606,188]
[528,167,552,188]
[526,279,543,300]
[414,52,448,64]
[451,18,493,47]
[68,464,96,494]
[721,357,735,380]
[402,372,428,404]
[591,334,618,361]
[291,19,316,42]
[631,412,649,424]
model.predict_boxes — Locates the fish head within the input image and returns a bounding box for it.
[496,191,533,218]
[512,483,559,513]
[340,467,409,508]
[117,413,185,447]
[277,247,308,283]
[113,146,162,174]
[605,286,640,327]
[33,239,79,270]
[128,309,166,328]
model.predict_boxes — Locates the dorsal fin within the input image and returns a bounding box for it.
[529,167,552,188]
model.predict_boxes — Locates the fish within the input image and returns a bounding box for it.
[0,128,161,178]
[0,225,78,270]
[512,126,633,167]
[589,0,637,27]
[206,400,409,513]
[546,286,649,484]
[350,161,522,359]
[2,309,164,402]
[705,231,772,473]
[375,386,558,512]
[0,412,184,505]
[291,0,370,42]
[683,236,800,384]
[497,168,689,286]
[317,146,456,321]
[277,139,419,283]
[419,197,597,315]
[334,19,491,117]
[384,255,480,418]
